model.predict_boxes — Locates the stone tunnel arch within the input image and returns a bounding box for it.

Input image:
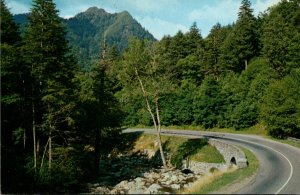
[230,157,237,165]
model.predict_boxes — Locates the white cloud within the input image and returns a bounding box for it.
[188,0,240,24]
[6,0,30,14]
[188,0,240,37]
[137,16,189,40]
[125,0,179,14]
[252,0,281,16]
[62,15,74,19]
[187,0,281,37]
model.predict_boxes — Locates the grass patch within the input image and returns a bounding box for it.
[183,147,259,194]
[190,144,225,163]
[133,134,188,153]
[170,139,209,168]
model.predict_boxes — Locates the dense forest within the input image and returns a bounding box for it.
[1,0,300,193]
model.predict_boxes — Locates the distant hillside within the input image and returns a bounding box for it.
[13,7,156,69]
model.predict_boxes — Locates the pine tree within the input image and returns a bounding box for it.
[185,22,204,55]
[1,0,20,44]
[22,0,77,173]
[1,0,30,192]
[175,23,205,85]
[220,0,258,73]
[168,31,188,65]
[1,0,23,147]
[193,76,222,128]
[203,23,231,79]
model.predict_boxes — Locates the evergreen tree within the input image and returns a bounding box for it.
[220,0,258,73]
[1,0,31,192]
[78,39,123,175]
[193,76,223,128]
[1,0,20,44]
[22,0,78,187]
[1,0,23,147]
[185,22,204,55]
[203,23,231,79]
[175,23,205,85]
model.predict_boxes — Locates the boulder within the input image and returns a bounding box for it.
[94,186,110,194]
[171,175,178,182]
[163,179,172,185]
[148,183,162,194]
[171,184,181,190]
[115,180,129,189]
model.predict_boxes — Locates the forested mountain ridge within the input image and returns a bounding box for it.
[13,7,156,69]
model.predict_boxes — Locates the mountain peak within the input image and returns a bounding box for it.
[116,10,133,21]
[119,10,130,16]
[85,7,107,14]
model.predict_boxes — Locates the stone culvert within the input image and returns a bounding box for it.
[208,139,248,168]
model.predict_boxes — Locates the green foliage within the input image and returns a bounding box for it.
[261,0,300,77]
[203,23,231,79]
[161,82,197,126]
[230,101,257,130]
[260,69,300,138]
[1,0,20,44]
[63,7,155,69]
[22,0,78,145]
[118,38,175,128]
[1,1,28,183]
[193,76,222,128]
[177,55,203,85]
[220,0,258,73]
[23,149,86,193]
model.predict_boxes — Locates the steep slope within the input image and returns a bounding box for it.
[13,7,156,69]
[105,11,155,52]
[65,7,156,68]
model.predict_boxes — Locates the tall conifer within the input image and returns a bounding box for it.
[22,0,77,171]
[220,0,258,73]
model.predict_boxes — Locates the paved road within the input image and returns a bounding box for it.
[123,129,300,194]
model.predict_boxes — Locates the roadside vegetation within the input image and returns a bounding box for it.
[182,147,259,194]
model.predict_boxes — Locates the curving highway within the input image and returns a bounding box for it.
[123,129,300,194]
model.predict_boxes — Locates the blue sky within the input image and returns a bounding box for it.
[6,0,280,39]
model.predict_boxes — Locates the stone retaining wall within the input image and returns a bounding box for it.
[183,160,229,174]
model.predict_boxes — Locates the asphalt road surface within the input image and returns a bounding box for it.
[123,129,300,194]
